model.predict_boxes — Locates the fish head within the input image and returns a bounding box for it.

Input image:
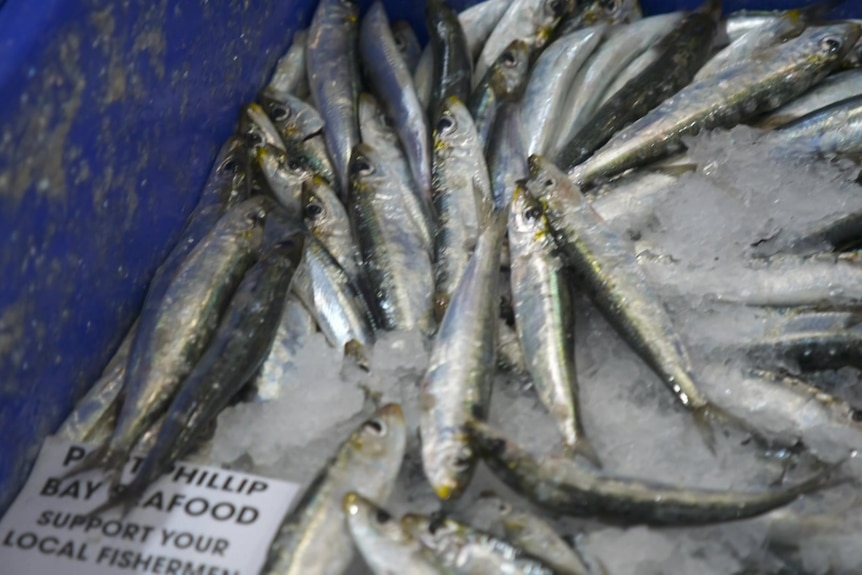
[205,135,250,206]
[525,155,584,219]
[803,23,862,69]
[237,102,284,152]
[256,144,310,207]
[343,492,411,545]
[259,89,325,141]
[490,40,531,99]
[345,403,407,478]
[401,513,462,553]
[220,195,277,248]
[301,176,336,237]
[841,31,862,70]
[509,180,554,249]
[348,143,391,196]
[433,97,473,153]
[421,428,476,501]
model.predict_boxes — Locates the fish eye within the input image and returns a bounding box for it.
[502,50,518,68]
[304,201,324,219]
[820,35,842,54]
[524,206,542,222]
[246,206,267,224]
[247,131,263,145]
[543,177,555,188]
[363,417,387,435]
[286,158,303,172]
[436,115,456,133]
[353,158,374,176]
[375,509,392,524]
[452,446,472,470]
[498,501,512,514]
[600,0,619,11]
[393,34,405,51]
[270,105,290,121]
[428,515,446,535]
[219,158,239,175]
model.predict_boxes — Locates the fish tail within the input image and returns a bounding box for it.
[692,406,718,454]
[59,442,114,480]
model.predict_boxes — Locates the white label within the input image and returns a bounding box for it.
[0,438,300,575]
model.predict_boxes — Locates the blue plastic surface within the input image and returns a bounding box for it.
[0,0,860,514]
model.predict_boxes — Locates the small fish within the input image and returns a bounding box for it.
[552,11,685,154]
[766,94,862,158]
[392,20,423,70]
[257,143,312,215]
[415,0,513,108]
[468,419,836,526]
[521,25,605,156]
[261,404,407,575]
[291,235,376,366]
[361,1,432,200]
[302,175,361,284]
[757,69,862,129]
[358,93,434,252]
[426,0,472,121]
[66,197,274,483]
[401,512,556,574]
[488,101,527,209]
[508,184,600,466]
[474,0,566,85]
[343,492,447,575]
[420,208,508,501]
[307,0,361,194]
[348,144,434,335]
[569,23,862,187]
[430,96,493,319]
[470,39,531,151]
[267,29,309,99]
[91,237,304,516]
[557,0,722,170]
[525,156,725,442]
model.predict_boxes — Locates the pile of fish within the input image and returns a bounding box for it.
[53,0,862,572]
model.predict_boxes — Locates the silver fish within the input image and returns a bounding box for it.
[267,29,309,99]
[307,0,361,194]
[343,492,447,575]
[402,513,556,574]
[508,184,600,466]
[569,23,862,187]
[262,404,407,575]
[360,1,432,200]
[292,235,376,365]
[431,96,493,319]
[420,208,508,501]
[68,197,274,482]
[469,419,835,526]
[348,144,435,335]
[757,69,862,129]
[552,12,685,155]
[359,93,434,253]
[415,0,514,109]
[521,26,605,156]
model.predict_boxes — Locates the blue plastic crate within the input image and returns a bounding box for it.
[0,0,859,513]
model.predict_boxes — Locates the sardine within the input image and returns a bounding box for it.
[525,156,723,437]
[474,0,565,86]
[358,93,434,253]
[488,101,527,209]
[420,208,508,500]
[249,294,317,402]
[415,0,513,109]
[392,20,422,71]
[267,29,309,99]
[757,70,862,129]
[552,12,685,155]
[766,94,862,158]
[262,404,407,575]
[360,1,432,200]
[430,96,493,319]
[343,492,447,575]
[302,175,361,284]
[468,419,834,526]
[67,197,274,482]
[93,237,303,515]
[426,0,472,120]
[307,0,361,194]
[508,184,600,465]
[569,23,862,187]
[469,39,531,151]
[401,513,556,574]
[348,144,434,335]
[557,1,721,170]
[521,26,605,156]
[291,235,376,365]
